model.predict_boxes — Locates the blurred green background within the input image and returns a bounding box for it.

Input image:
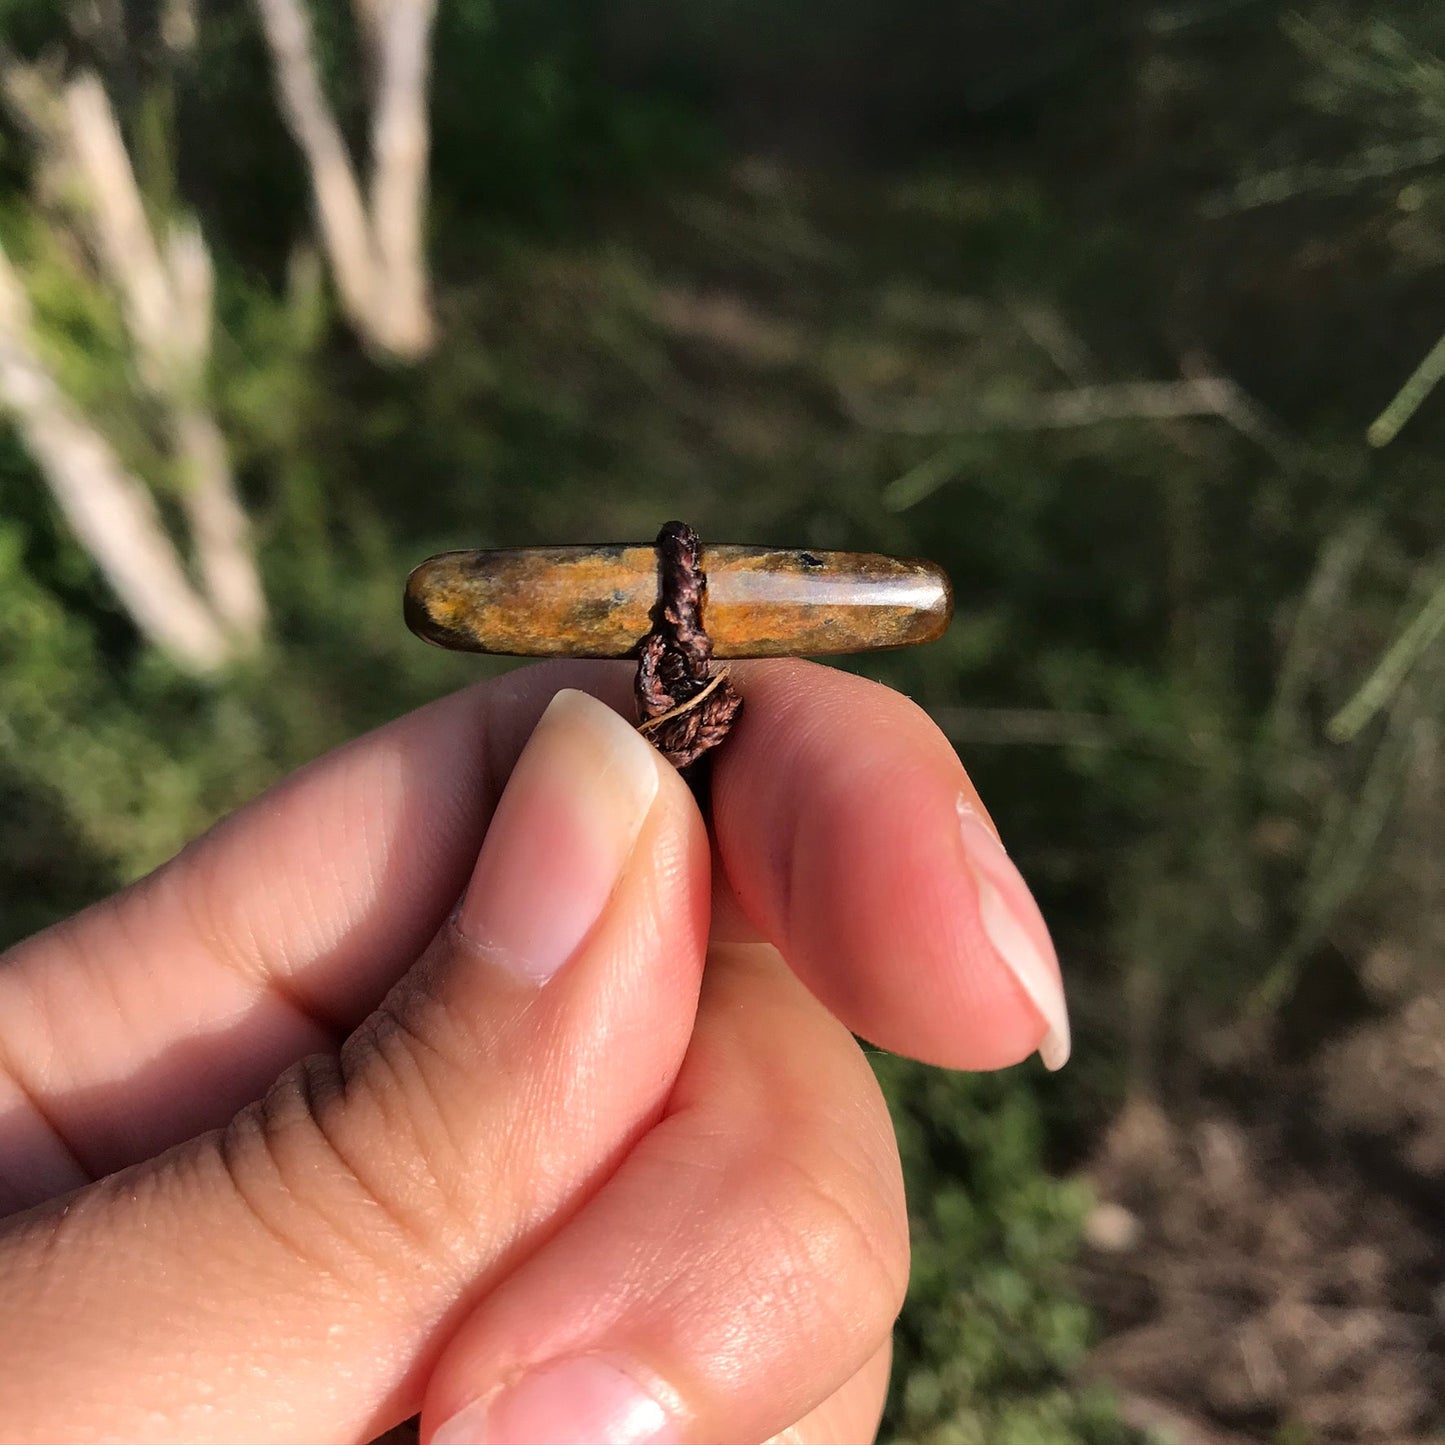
[1,2,1442,1441]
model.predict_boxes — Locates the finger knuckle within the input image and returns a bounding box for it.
[216,1035,480,1293]
[755,1118,911,1340]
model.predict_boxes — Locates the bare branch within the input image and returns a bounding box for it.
[366,0,436,356]
[160,0,199,54]
[8,67,213,378]
[62,72,179,379]
[254,0,435,357]
[171,407,267,641]
[0,62,267,655]
[62,75,266,643]
[929,705,1132,750]
[0,247,230,672]
[153,222,263,638]
[1367,324,1445,448]
[1006,296,1098,386]
[869,371,1297,511]
[163,216,214,373]
[1328,562,1445,743]
[253,0,379,334]
[860,377,1252,437]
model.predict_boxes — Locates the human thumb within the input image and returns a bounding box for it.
[0,690,710,1444]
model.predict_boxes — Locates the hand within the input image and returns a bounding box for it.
[0,661,1068,1444]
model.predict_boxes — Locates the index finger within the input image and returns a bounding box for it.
[714,661,1069,1072]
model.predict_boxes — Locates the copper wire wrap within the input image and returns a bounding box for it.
[634,521,744,770]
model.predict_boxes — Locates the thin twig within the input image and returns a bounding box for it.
[1328,565,1445,742]
[871,375,1292,510]
[1268,513,1377,743]
[862,377,1247,437]
[929,706,1144,750]
[1368,326,1445,448]
[1250,695,1427,1018]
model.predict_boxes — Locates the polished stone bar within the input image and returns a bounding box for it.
[404,544,952,657]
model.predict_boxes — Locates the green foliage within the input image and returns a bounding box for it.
[1,2,1443,1437]
[430,0,719,231]
[877,1057,1139,1445]
[3,208,183,492]
[0,0,67,57]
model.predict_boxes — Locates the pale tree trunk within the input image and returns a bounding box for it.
[254,0,436,359]
[0,62,267,667]
[172,406,267,642]
[159,0,198,53]
[61,74,177,378]
[154,220,268,641]
[0,249,232,673]
[366,0,435,356]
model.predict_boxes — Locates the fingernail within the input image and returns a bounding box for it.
[956,797,1071,1070]
[431,1356,680,1445]
[458,690,661,983]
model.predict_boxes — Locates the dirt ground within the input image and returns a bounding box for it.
[1082,985,1445,1445]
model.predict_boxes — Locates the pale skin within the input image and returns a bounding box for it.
[0,660,1068,1444]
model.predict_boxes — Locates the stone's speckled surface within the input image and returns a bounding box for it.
[404,544,952,658]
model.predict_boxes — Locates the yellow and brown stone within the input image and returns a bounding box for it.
[404,544,952,658]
